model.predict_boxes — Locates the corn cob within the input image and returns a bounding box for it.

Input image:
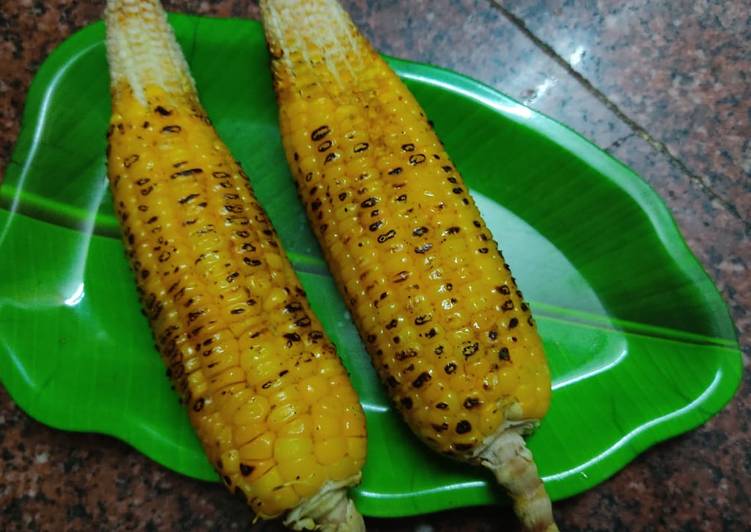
[261,0,555,529]
[104,1,366,528]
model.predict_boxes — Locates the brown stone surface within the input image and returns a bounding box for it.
[1,1,748,530]
[495,0,751,223]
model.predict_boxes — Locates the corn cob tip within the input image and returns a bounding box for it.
[105,0,195,103]
[283,475,365,532]
[474,423,556,531]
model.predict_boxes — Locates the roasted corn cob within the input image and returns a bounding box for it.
[104,1,366,528]
[261,0,555,529]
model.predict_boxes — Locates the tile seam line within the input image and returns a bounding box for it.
[488,0,750,234]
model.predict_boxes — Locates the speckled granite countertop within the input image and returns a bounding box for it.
[1,1,749,530]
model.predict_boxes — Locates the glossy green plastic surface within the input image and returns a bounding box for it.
[0,15,742,517]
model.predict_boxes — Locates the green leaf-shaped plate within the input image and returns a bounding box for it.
[0,15,742,517]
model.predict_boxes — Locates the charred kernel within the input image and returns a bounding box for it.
[409,154,426,165]
[413,226,428,236]
[509,318,519,329]
[393,336,400,344]
[447,177,458,184]
[311,199,322,211]
[426,328,437,339]
[412,372,431,388]
[478,247,489,254]
[353,142,369,153]
[452,187,463,194]
[462,198,470,205]
[283,333,301,346]
[446,226,460,235]
[311,125,330,141]
[393,271,410,283]
[455,420,472,434]
[377,230,396,243]
[386,319,398,329]
[161,125,181,133]
[401,143,415,152]
[489,330,498,340]
[462,342,479,357]
[171,168,203,179]
[154,105,171,116]
[499,347,510,361]
[473,220,482,228]
[324,153,337,164]
[388,167,403,175]
[123,154,139,168]
[415,243,432,254]
[444,362,456,374]
[317,140,333,152]
[338,192,347,201]
[179,193,200,204]
[369,220,384,232]
[396,194,407,202]
[400,397,413,409]
[414,315,431,325]
[463,397,481,409]
[497,285,511,295]
[361,197,377,208]
[285,302,303,312]
[442,165,452,172]
[436,402,448,410]
[502,300,514,311]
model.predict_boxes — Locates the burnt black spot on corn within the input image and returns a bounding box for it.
[105,0,366,528]
[261,0,555,530]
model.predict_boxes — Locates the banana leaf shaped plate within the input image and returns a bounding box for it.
[0,15,742,517]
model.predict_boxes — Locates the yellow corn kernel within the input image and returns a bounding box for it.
[314,437,348,466]
[105,0,366,526]
[261,0,554,529]
[239,433,276,461]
